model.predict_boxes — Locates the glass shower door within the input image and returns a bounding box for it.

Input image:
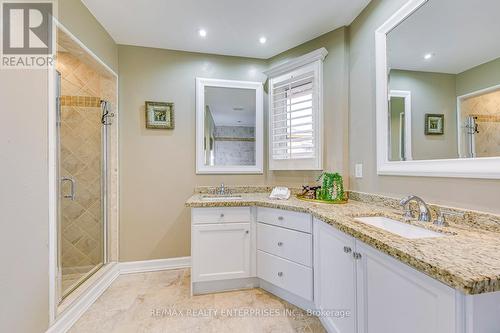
[56,71,107,301]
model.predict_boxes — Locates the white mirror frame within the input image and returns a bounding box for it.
[195,77,264,174]
[375,0,500,179]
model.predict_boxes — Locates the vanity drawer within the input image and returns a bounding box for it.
[192,207,251,224]
[257,222,312,267]
[257,207,312,233]
[257,250,313,301]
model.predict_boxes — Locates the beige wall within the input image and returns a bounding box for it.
[389,69,458,160]
[58,0,119,72]
[348,0,500,214]
[0,70,50,333]
[456,57,500,96]
[118,28,349,261]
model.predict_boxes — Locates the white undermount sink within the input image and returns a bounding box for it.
[354,216,446,239]
[200,195,243,202]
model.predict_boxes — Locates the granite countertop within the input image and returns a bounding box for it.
[186,192,500,295]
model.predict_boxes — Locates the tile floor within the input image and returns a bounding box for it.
[69,268,325,333]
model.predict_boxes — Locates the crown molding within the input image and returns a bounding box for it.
[264,47,328,78]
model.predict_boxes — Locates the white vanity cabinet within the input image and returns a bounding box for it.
[314,218,458,333]
[191,207,254,291]
[355,241,457,333]
[257,207,313,302]
[314,218,357,333]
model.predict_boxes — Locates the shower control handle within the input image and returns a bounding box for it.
[61,177,76,201]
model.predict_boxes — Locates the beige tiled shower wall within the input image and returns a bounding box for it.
[461,89,500,157]
[57,51,116,276]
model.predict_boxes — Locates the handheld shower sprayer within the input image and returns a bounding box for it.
[100,100,114,125]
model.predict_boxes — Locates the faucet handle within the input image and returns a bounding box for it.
[434,209,464,227]
[402,208,414,220]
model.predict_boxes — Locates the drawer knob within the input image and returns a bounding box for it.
[278,216,284,221]
[220,213,225,218]
[277,241,283,247]
[343,246,352,254]
[277,272,283,277]
[245,230,249,234]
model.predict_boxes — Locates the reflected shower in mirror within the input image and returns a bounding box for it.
[387,0,500,161]
[204,87,256,167]
[196,78,263,174]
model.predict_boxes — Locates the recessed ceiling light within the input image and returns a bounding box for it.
[424,53,433,60]
[198,29,207,38]
[259,36,267,44]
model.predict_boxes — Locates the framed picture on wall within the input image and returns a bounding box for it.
[145,101,175,129]
[425,114,444,135]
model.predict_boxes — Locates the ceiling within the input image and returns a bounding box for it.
[81,0,370,59]
[205,87,256,127]
[388,0,500,74]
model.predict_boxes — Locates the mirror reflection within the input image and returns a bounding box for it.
[204,87,256,166]
[387,0,500,161]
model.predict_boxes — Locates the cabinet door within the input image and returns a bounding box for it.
[192,223,251,282]
[314,219,357,333]
[356,241,457,333]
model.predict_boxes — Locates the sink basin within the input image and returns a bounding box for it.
[200,195,243,202]
[354,216,445,239]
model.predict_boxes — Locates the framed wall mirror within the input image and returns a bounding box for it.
[196,78,264,174]
[376,0,500,178]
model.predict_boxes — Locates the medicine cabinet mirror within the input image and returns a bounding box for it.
[196,78,264,174]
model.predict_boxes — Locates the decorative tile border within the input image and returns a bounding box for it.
[471,114,500,123]
[61,95,101,108]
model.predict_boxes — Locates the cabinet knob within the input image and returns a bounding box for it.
[245,230,249,234]
[278,216,284,221]
[277,241,283,247]
[343,246,352,254]
[220,213,225,218]
[353,252,362,260]
[277,272,283,277]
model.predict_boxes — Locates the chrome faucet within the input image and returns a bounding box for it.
[399,195,431,222]
[215,183,227,195]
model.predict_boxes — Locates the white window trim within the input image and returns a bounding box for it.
[375,0,500,179]
[265,48,327,171]
[389,90,413,161]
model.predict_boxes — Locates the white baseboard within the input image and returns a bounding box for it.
[46,257,192,333]
[119,256,191,275]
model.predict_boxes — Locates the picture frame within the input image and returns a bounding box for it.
[425,114,444,135]
[145,101,174,129]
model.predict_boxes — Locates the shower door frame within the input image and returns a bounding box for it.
[56,93,110,302]
[48,20,119,324]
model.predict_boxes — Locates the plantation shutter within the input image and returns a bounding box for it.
[266,48,326,170]
[272,71,315,160]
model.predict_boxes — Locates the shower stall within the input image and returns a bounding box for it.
[459,86,500,159]
[55,28,117,302]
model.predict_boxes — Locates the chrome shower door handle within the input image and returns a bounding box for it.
[61,177,76,201]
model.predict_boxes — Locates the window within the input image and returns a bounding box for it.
[266,48,327,170]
